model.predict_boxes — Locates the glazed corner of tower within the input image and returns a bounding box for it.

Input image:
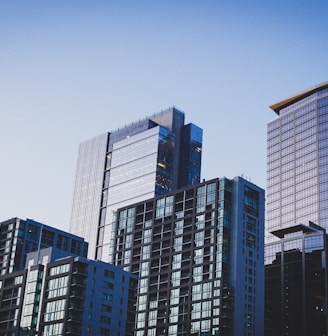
[269,81,328,115]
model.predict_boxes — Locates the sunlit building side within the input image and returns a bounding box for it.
[266,82,328,243]
[69,107,203,261]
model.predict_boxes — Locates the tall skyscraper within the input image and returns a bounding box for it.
[265,82,328,335]
[114,176,265,336]
[266,82,328,243]
[69,107,203,260]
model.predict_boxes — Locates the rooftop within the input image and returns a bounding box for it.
[271,222,325,238]
[270,81,328,115]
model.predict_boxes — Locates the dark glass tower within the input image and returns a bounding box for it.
[114,177,265,336]
[69,107,203,261]
[178,123,202,189]
[265,223,328,335]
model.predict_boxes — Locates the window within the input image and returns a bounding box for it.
[15,275,23,285]
[100,327,110,335]
[43,323,64,335]
[104,269,115,279]
[27,224,39,241]
[246,233,256,249]
[49,264,70,276]
[104,281,114,290]
[44,299,66,322]
[47,276,69,298]
[103,293,113,302]
[101,304,112,313]
[100,315,111,324]
[41,229,54,246]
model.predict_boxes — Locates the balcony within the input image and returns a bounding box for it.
[71,278,86,288]
[69,290,85,299]
[65,326,82,335]
[67,314,82,323]
[72,268,87,276]
[68,302,84,311]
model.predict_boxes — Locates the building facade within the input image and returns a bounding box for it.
[69,107,203,261]
[0,247,138,336]
[0,269,27,335]
[0,218,88,275]
[114,177,264,336]
[265,223,328,335]
[265,82,328,334]
[266,82,328,243]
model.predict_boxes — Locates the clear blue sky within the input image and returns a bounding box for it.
[1,1,327,231]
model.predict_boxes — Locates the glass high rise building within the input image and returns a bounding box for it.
[266,82,328,243]
[114,177,265,336]
[265,82,328,334]
[69,107,203,260]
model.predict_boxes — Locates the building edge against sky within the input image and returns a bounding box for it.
[0,217,88,276]
[69,107,203,261]
[266,81,328,243]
